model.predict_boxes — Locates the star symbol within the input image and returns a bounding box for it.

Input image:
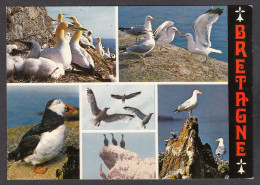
[236,159,247,174]
[235,7,246,22]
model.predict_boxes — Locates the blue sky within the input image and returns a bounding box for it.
[46,6,116,39]
[82,84,155,130]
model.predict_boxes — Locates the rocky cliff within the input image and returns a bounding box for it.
[159,117,229,179]
[99,146,156,179]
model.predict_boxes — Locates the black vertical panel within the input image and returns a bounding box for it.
[229,5,253,178]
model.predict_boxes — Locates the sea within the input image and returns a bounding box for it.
[119,6,228,62]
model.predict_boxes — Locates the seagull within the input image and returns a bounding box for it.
[8,99,74,174]
[122,32,155,65]
[110,133,117,146]
[87,88,134,127]
[216,138,226,160]
[120,134,125,149]
[111,91,141,104]
[180,8,223,61]
[119,15,156,40]
[173,90,202,117]
[99,164,107,179]
[124,106,153,129]
[154,21,181,51]
[103,134,109,147]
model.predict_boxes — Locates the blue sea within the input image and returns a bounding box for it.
[119,6,228,62]
[158,85,229,160]
[93,38,116,53]
[7,86,79,128]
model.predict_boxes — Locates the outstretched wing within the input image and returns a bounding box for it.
[154,21,174,40]
[125,91,141,99]
[103,114,134,123]
[192,8,223,49]
[124,106,146,120]
[87,88,101,115]
[111,94,123,99]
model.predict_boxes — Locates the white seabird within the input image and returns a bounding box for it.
[19,40,42,58]
[180,8,223,60]
[119,15,156,40]
[154,21,181,50]
[124,106,154,129]
[104,46,111,60]
[6,45,27,73]
[111,91,141,104]
[87,88,134,127]
[52,13,64,35]
[173,90,202,117]
[95,37,105,57]
[215,138,226,159]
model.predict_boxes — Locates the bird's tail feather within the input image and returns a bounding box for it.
[209,48,222,54]
[173,109,178,113]
[90,117,97,127]
[8,150,18,161]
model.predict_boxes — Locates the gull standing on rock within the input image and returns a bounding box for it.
[173,90,202,117]
[119,15,156,40]
[124,106,154,129]
[87,88,134,127]
[111,133,117,146]
[154,21,181,51]
[180,8,223,61]
[215,138,226,160]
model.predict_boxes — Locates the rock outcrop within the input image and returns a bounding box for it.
[159,117,229,179]
[99,146,156,179]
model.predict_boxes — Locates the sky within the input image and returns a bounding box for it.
[158,85,229,160]
[82,84,155,130]
[82,132,155,179]
[46,6,116,39]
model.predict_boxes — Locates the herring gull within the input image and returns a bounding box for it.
[215,138,226,159]
[111,91,141,104]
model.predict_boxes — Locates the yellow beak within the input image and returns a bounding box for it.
[198,91,202,94]
[180,35,186,38]
[216,139,219,142]
[152,19,156,22]
[176,30,181,35]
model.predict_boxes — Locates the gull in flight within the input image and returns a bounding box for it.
[111,91,141,104]
[180,8,223,61]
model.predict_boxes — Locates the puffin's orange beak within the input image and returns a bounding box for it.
[65,104,75,114]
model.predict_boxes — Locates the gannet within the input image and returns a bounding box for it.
[8,99,74,174]
[95,37,104,57]
[103,134,109,147]
[120,134,125,149]
[52,13,64,35]
[154,21,181,50]
[67,17,95,71]
[123,32,155,65]
[81,31,95,48]
[180,8,223,60]
[99,164,107,180]
[119,15,156,40]
[216,138,226,159]
[86,30,94,45]
[19,40,41,58]
[124,106,154,129]
[174,90,202,117]
[87,88,134,127]
[104,46,111,59]
[110,133,117,146]
[6,45,27,73]
[111,91,141,104]
[40,22,87,70]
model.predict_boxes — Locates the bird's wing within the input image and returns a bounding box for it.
[192,8,223,49]
[125,91,141,99]
[111,94,123,99]
[124,106,146,120]
[216,145,226,155]
[178,99,192,110]
[87,88,101,115]
[103,113,134,123]
[127,40,154,53]
[128,25,148,36]
[154,21,174,38]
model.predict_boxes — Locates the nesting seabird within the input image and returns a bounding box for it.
[124,106,154,129]
[87,88,134,127]
[154,21,181,51]
[110,133,118,146]
[180,8,223,60]
[6,45,27,74]
[103,134,109,147]
[95,37,105,57]
[173,90,202,117]
[111,91,141,104]
[120,134,125,149]
[99,164,107,179]
[216,138,226,159]
[19,40,42,58]
[8,99,74,174]
[119,15,156,40]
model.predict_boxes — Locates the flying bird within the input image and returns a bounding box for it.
[180,8,223,61]
[215,138,226,159]
[173,90,202,117]
[110,133,117,146]
[8,99,74,174]
[124,106,153,129]
[120,134,125,149]
[87,88,134,127]
[111,91,141,104]
[103,134,109,147]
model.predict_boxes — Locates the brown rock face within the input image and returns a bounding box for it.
[6,6,54,48]
[159,117,229,179]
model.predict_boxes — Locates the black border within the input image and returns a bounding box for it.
[1,0,260,185]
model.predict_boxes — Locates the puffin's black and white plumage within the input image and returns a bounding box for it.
[8,99,74,173]
[87,88,134,127]
[111,91,141,104]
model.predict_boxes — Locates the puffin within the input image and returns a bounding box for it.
[8,99,74,174]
